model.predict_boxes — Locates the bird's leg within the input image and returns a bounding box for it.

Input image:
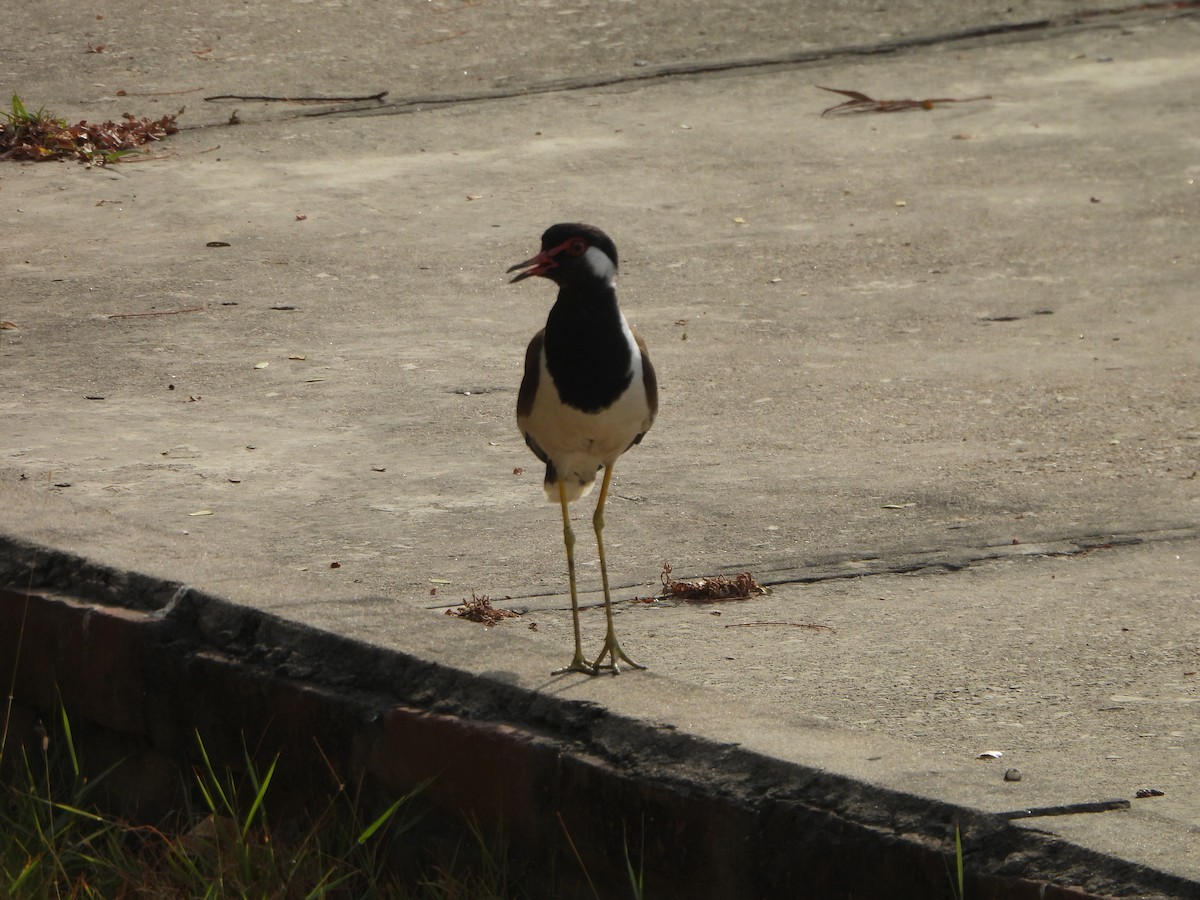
[591,464,646,674]
[552,475,597,675]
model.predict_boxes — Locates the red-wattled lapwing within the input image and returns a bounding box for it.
[508,223,657,675]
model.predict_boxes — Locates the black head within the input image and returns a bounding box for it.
[507,223,618,287]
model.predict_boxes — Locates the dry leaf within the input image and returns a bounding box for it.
[188,509,214,517]
[818,85,991,117]
[253,361,269,369]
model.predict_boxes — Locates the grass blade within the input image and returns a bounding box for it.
[357,795,404,845]
[955,821,965,899]
[623,819,645,900]
[193,730,232,816]
[356,778,430,845]
[557,811,600,900]
[240,754,277,840]
[56,706,80,780]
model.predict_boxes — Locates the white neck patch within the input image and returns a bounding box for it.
[583,245,617,286]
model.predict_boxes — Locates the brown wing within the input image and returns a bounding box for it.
[516,328,544,424]
[631,326,657,445]
[516,328,551,467]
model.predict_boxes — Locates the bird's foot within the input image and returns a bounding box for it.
[592,636,646,675]
[552,652,598,676]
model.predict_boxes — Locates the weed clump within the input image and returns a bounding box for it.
[0,94,179,165]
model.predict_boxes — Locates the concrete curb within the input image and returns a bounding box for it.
[2,536,1193,899]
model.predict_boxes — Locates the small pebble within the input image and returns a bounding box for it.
[1004,768,1022,782]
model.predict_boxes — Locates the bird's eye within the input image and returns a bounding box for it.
[567,238,587,256]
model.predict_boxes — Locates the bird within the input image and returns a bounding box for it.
[508,223,657,675]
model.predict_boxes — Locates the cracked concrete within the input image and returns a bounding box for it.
[2,0,1199,894]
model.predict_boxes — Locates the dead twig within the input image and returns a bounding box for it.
[115,148,180,163]
[818,85,991,117]
[724,621,836,633]
[1000,799,1130,820]
[106,304,206,319]
[406,29,469,46]
[115,87,204,97]
[203,91,389,103]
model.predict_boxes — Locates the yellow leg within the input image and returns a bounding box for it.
[552,475,596,676]
[591,464,646,674]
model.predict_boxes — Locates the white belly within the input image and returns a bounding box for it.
[524,351,652,502]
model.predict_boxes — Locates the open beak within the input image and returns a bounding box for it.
[507,249,556,283]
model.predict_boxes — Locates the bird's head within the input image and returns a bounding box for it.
[507,223,618,288]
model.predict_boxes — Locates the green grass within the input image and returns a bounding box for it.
[1,703,973,899]
[1,706,139,898]
[0,707,515,899]
[948,820,965,900]
[1,694,973,899]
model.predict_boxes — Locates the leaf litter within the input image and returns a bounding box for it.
[642,563,834,632]
[1,93,180,164]
[657,562,768,602]
[445,592,521,626]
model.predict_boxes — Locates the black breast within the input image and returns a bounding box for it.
[543,288,634,414]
